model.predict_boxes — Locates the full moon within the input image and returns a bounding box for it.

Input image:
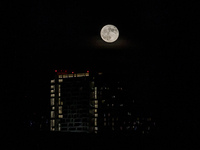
[100,24,119,43]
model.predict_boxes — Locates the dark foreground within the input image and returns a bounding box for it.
[3,131,197,150]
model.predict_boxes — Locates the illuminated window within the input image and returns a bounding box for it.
[52,106,55,110]
[51,85,55,89]
[58,93,61,97]
[112,104,114,107]
[58,115,63,118]
[77,73,85,77]
[95,105,98,108]
[58,79,63,83]
[94,87,97,99]
[51,120,55,126]
[59,106,62,114]
[61,101,63,105]
[50,89,54,93]
[74,74,77,77]
[86,72,89,76]
[51,94,55,97]
[94,118,97,126]
[51,111,55,118]
[95,127,98,130]
[95,100,98,104]
[58,123,61,131]
[58,75,62,78]
[51,80,55,83]
[94,109,97,113]
[63,74,68,78]
[69,74,73,78]
[112,95,115,98]
[50,98,55,106]
[95,114,98,117]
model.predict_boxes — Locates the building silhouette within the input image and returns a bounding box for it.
[50,70,155,134]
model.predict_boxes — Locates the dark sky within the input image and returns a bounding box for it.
[2,1,199,134]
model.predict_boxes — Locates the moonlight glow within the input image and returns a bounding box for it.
[100,24,119,43]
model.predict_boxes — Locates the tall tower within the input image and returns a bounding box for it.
[50,70,98,133]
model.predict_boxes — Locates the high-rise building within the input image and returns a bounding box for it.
[50,70,156,134]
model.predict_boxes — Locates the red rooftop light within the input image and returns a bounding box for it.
[87,70,89,73]
[72,72,74,74]
[55,70,57,72]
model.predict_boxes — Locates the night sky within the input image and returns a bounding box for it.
[2,0,199,139]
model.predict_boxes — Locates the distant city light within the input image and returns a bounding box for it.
[55,70,57,72]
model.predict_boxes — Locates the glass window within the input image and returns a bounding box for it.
[52,106,55,110]
[77,73,85,77]
[50,98,55,106]
[59,106,62,114]
[51,85,55,89]
[94,109,97,113]
[86,72,89,76]
[58,123,61,131]
[69,74,73,78]
[50,89,54,93]
[95,105,98,108]
[52,120,55,126]
[95,127,98,130]
[58,93,61,97]
[63,74,68,78]
[58,75,62,78]
[51,111,55,118]
[95,114,98,117]
[58,79,63,83]
[51,94,55,97]
[51,80,55,83]
[58,115,63,118]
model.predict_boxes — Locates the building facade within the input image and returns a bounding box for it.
[50,70,156,134]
